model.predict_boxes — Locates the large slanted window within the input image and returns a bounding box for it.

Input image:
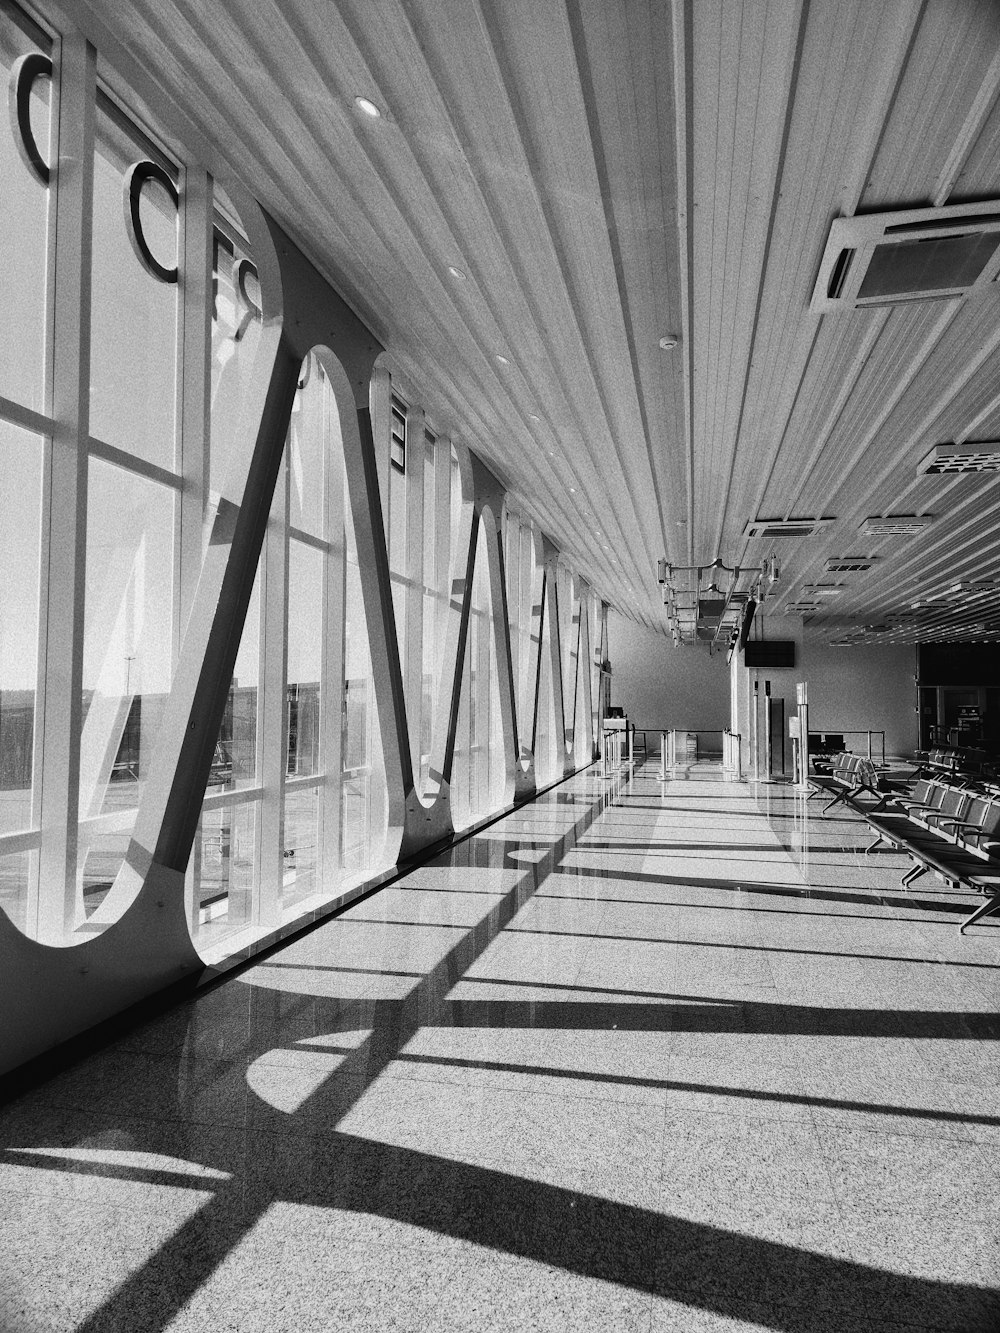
[191,351,391,950]
[0,0,603,969]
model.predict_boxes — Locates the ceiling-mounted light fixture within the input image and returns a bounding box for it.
[447,265,466,280]
[495,354,510,366]
[354,96,382,118]
[659,335,679,350]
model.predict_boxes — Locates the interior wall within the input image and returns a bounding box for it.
[608,610,730,741]
[803,638,917,759]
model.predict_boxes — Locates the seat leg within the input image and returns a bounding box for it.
[959,892,1000,934]
[901,862,927,887]
[822,793,844,814]
[865,835,884,855]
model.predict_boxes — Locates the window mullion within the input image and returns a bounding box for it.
[404,408,425,785]
[175,162,212,653]
[32,30,95,942]
[320,388,345,892]
[255,457,289,928]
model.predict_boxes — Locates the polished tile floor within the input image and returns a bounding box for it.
[1,761,999,1332]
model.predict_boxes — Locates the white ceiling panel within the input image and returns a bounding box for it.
[55,0,1000,641]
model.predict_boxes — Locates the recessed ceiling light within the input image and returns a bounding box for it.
[570,487,576,493]
[354,96,382,118]
[529,413,540,422]
[495,354,509,366]
[447,265,466,280]
[659,334,679,350]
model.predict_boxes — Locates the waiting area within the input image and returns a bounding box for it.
[1,760,997,1332]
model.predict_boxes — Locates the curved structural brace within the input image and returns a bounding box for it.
[0,78,599,1077]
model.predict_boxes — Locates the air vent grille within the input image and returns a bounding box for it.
[742,516,835,540]
[861,515,934,536]
[917,441,1000,474]
[825,557,874,573]
[953,580,1000,594]
[810,200,1000,313]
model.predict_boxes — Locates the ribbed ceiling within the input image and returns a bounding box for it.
[63,0,1000,642]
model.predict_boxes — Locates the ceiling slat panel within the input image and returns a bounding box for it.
[721,1,921,554]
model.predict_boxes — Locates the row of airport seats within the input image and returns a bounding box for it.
[807,752,900,814]
[864,778,1000,933]
[807,754,1000,932]
[913,747,992,781]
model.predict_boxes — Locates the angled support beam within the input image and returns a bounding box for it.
[469,455,525,805]
[576,578,595,764]
[541,537,571,780]
[517,516,545,791]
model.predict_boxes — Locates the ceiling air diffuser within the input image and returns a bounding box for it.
[860,515,934,536]
[742,517,834,540]
[810,200,1000,314]
[825,556,874,573]
[917,441,1000,474]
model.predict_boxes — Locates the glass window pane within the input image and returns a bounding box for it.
[535,580,560,787]
[288,353,327,537]
[209,561,261,795]
[0,849,34,933]
[80,459,175,829]
[0,423,42,835]
[80,829,128,917]
[0,15,51,411]
[193,799,257,944]
[342,552,388,879]
[211,218,262,500]
[452,517,505,829]
[422,436,435,580]
[283,785,320,907]
[89,104,178,468]
[286,541,323,779]
[388,462,407,572]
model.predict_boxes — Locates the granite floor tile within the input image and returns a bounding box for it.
[162,1200,454,1333]
[0,1185,222,1333]
[649,1296,877,1331]
[6,763,998,1330]
[387,1024,674,1106]
[433,1244,655,1333]
[802,1069,976,1142]
[664,1054,813,1122]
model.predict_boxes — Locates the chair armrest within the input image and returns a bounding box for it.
[923,811,964,827]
